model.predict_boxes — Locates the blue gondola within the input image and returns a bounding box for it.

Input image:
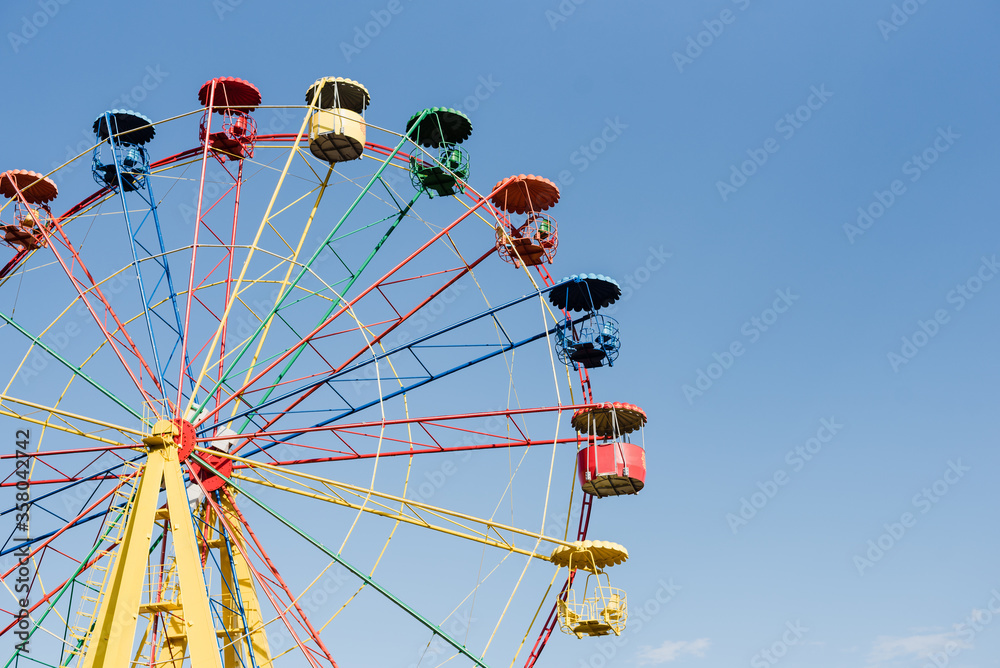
[549,274,623,370]
[92,110,155,192]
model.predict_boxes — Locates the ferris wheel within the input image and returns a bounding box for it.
[0,76,649,668]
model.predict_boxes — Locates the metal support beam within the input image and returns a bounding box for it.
[81,444,223,668]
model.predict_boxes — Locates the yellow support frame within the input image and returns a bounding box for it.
[81,441,223,668]
[218,492,271,666]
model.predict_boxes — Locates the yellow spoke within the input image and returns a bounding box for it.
[186,102,316,419]
[205,448,575,559]
[232,165,333,420]
[233,469,550,562]
[0,408,131,448]
[0,394,143,438]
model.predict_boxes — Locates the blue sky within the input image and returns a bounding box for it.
[2,1,1000,667]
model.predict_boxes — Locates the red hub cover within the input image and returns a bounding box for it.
[173,419,197,462]
[177,420,234,492]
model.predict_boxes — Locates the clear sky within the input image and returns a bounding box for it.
[2,1,999,668]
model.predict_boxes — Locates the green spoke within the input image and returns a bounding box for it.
[191,113,429,423]
[231,188,423,434]
[0,310,143,422]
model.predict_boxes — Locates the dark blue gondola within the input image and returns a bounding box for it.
[548,274,623,370]
[92,110,155,192]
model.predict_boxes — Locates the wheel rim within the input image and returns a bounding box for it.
[0,81,626,668]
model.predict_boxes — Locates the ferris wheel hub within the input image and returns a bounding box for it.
[141,418,196,460]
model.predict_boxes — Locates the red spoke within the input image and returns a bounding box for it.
[205,404,594,443]
[195,481,329,668]
[10,183,165,409]
[177,82,219,412]
[222,488,338,667]
[0,475,130,585]
[194,178,516,432]
[233,438,580,469]
[216,247,496,454]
